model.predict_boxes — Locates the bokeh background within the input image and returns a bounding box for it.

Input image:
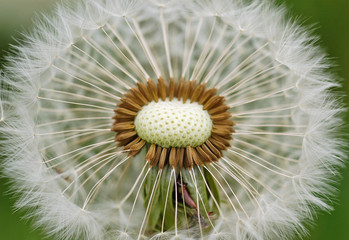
[0,0,348,239]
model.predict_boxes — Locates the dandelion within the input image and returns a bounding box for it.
[0,0,345,239]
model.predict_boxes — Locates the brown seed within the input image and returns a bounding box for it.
[211,112,232,121]
[150,146,163,167]
[212,127,233,137]
[196,146,212,163]
[208,104,230,115]
[112,122,134,131]
[113,114,135,121]
[114,131,137,141]
[208,144,223,157]
[124,92,144,106]
[147,78,158,102]
[190,83,205,103]
[185,146,194,169]
[129,140,146,156]
[169,148,177,169]
[118,98,142,111]
[117,137,136,148]
[182,81,192,103]
[176,77,185,99]
[177,148,185,171]
[124,137,141,150]
[146,144,156,162]
[211,134,231,146]
[130,88,149,106]
[189,81,196,95]
[137,82,152,102]
[201,144,218,162]
[159,148,168,169]
[198,88,217,105]
[191,147,204,166]
[168,78,176,101]
[208,137,227,151]
[213,119,235,126]
[157,77,167,101]
[203,95,224,110]
[114,108,138,117]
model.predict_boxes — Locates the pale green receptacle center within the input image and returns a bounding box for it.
[134,99,213,148]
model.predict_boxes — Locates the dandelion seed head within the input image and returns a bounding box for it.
[0,0,345,239]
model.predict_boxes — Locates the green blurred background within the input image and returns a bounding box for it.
[0,0,348,239]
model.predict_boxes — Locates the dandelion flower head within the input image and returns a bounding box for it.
[0,0,344,239]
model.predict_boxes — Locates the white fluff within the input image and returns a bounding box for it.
[0,0,344,239]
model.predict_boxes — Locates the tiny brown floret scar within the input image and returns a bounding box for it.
[112,78,235,170]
